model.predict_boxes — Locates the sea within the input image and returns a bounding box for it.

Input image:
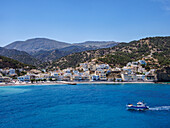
[0,83,170,128]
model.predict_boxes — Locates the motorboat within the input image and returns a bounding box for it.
[126,101,149,110]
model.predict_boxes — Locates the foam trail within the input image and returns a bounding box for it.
[149,106,170,111]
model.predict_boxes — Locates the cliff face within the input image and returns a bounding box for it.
[157,67,170,82]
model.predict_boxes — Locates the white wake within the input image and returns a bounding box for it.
[149,106,170,111]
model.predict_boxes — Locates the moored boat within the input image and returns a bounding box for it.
[68,83,77,85]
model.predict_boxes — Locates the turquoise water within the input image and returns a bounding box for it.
[0,83,170,128]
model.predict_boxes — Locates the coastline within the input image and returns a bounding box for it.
[0,81,161,87]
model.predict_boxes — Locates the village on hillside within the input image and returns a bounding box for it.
[0,58,157,85]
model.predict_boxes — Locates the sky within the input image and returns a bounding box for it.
[0,0,170,46]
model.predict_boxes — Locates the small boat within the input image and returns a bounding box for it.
[126,101,149,110]
[67,82,77,85]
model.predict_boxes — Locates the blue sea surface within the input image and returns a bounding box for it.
[0,83,170,128]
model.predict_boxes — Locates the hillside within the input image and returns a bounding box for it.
[32,45,96,62]
[0,47,40,66]
[49,36,170,69]
[0,55,34,69]
[75,41,119,48]
[156,67,170,82]
[5,38,71,54]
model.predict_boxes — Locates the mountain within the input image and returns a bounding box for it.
[4,38,119,62]
[5,38,119,54]
[0,47,39,66]
[49,36,170,69]
[5,38,71,54]
[0,55,34,69]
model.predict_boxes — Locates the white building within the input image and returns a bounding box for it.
[91,75,100,81]
[9,68,16,75]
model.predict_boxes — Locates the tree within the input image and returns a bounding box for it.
[145,66,150,71]
[31,79,35,83]
[49,78,53,81]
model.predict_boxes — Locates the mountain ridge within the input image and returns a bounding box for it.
[4,38,120,62]
[4,38,120,53]
[5,38,71,54]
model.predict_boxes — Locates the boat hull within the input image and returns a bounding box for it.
[127,106,149,110]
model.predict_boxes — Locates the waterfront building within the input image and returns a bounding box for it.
[115,78,122,82]
[91,75,100,81]
[99,72,107,81]
[136,75,146,81]
[73,74,82,81]
[18,75,30,82]
[99,75,107,81]
[81,73,90,81]
[146,73,156,81]
[63,72,72,81]
[121,74,138,81]
[0,77,12,83]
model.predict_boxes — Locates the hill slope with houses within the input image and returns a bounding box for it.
[0,36,169,83]
[49,36,170,70]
